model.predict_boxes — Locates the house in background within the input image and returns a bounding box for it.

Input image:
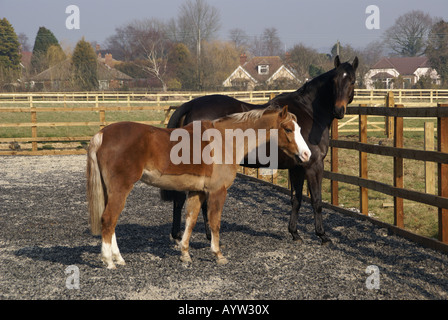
[222,54,299,90]
[364,56,440,89]
[30,55,133,91]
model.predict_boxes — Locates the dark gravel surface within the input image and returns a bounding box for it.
[0,155,447,300]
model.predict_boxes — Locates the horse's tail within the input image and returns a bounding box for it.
[160,100,194,202]
[86,132,105,236]
[166,98,194,129]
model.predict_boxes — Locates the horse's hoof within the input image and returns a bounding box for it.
[104,262,116,269]
[291,233,304,244]
[180,255,192,263]
[170,234,182,245]
[217,257,228,265]
[321,238,332,246]
[115,259,126,266]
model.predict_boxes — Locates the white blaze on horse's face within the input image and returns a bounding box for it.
[293,121,311,163]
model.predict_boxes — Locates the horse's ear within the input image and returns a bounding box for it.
[352,56,359,70]
[280,105,288,119]
[334,55,341,68]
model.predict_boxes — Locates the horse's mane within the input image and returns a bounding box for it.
[213,104,282,124]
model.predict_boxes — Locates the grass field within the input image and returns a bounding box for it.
[0,107,167,140]
[0,105,442,240]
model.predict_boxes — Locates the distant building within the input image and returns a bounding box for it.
[364,56,440,89]
[30,54,133,91]
[222,54,299,90]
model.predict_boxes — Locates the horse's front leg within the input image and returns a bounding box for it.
[207,187,228,265]
[306,161,332,245]
[288,166,305,243]
[180,191,206,263]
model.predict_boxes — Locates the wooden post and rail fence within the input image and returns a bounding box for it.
[328,103,448,245]
[0,90,448,248]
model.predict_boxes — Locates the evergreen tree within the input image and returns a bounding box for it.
[0,18,21,70]
[426,20,448,86]
[0,18,21,90]
[72,38,98,91]
[31,26,61,73]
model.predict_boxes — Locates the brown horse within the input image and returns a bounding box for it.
[87,106,311,269]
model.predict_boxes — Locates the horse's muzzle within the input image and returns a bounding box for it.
[296,149,311,164]
[333,106,346,119]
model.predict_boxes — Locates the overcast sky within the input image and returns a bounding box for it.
[1,0,447,54]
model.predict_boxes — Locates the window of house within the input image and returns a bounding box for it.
[258,65,269,75]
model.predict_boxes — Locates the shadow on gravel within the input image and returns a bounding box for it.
[13,219,283,267]
[15,244,100,268]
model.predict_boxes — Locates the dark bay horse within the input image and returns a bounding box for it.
[162,56,358,245]
[87,106,310,268]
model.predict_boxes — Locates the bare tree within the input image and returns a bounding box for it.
[177,0,221,52]
[17,33,31,52]
[250,27,283,56]
[105,19,172,91]
[287,43,331,82]
[104,24,141,61]
[262,27,283,56]
[229,28,249,52]
[383,10,434,57]
[131,19,171,91]
[177,0,221,89]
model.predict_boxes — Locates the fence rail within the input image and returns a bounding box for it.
[1,89,448,152]
[328,103,448,244]
[1,88,448,103]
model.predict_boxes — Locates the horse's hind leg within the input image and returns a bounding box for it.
[171,192,210,243]
[101,187,133,269]
[207,187,228,265]
[180,191,205,263]
[171,191,186,242]
[201,201,211,241]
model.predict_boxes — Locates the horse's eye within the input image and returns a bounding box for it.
[284,128,293,133]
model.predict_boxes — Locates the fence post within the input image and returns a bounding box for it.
[385,91,394,138]
[437,103,448,243]
[394,104,404,228]
[424,122,435,194]
[359,104,368,215]
[99,109,106,129]
[30,95,38,152]
[331,119,339,206]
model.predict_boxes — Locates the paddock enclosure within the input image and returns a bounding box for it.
[1,89,448,242]
[0,155,448,299]
[1,89,448,299]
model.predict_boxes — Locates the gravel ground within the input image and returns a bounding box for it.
[0,155,447,301]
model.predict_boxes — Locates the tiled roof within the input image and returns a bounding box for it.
[241,56,285,83]
[371,57,431,75]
